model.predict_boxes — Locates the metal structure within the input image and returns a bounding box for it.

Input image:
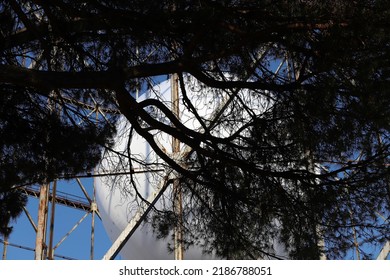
[0,73,188,260]
[1,179,99,260]
[0,87,119,259]
[102,175,172,260]
[1,49,389,260]
[171,73,185,260]
[95,74,193,260]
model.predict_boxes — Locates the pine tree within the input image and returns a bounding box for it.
[0,1,389,258]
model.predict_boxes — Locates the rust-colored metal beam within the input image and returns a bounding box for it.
[171,73,184,260]
[102,176,172,260]
[377,241,390,260]
[34,183,49,260]
[22,185,91,212]
[47,181,57,260]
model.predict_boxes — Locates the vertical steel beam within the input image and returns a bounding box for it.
[48,180,57,260]
[171,73,184,260]
[34,183,49,260]
[2,235,8,260]
[173,179,184,260]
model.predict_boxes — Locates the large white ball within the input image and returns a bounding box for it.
[94,78,218,259]
[94,77,286,259]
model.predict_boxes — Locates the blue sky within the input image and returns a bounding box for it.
[2,176,389,260]
[3,172,388,260]
[1,73,388,260]
[1,178,115,260]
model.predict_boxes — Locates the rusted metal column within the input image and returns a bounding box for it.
[34,183,49,260]
[171,73,184,260]
[48,180,57,260]
[173,178,184,260]
[2,235,8,260]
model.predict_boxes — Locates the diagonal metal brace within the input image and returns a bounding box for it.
[102,175,173,260]
[377,241,390,260]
